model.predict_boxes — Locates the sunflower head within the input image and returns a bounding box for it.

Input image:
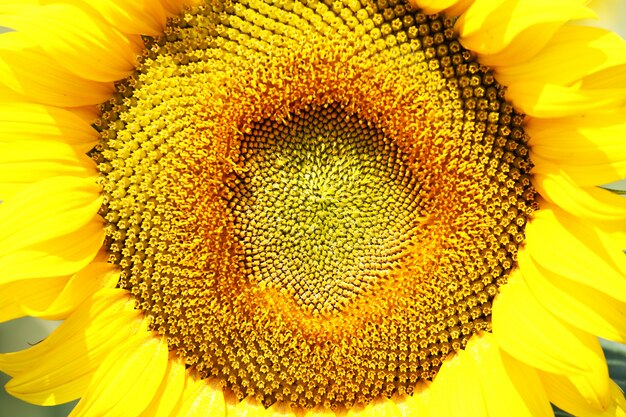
[90,0,538,408]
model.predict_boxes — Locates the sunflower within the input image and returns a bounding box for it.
[1,0,626,416]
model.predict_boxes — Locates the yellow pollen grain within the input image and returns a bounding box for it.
[231,104,422,315]
[93,0,537,410]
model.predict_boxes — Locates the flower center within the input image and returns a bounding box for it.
[233,105,421,314]
[93,0,537,410]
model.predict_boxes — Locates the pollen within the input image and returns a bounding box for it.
[93,0,537,410]
[232,104,422,315]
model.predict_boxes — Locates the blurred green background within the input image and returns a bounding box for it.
[0,319,77,417]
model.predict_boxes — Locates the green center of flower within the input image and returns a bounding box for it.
[232,104,420,314]
[93,0,537,410]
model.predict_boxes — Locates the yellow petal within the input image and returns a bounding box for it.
[394,382,431,417]
[524,208,626,301]
[527,109,626,166]
[138,358,186,417]
[532,152,626,187]
[56,0,169,37]
[69,334,168,417]
[582,63,626,89]
[265,401,297,417]
[302,406,336,417]
[611,230,626,251]
[534,159,626,193]
[532,169,626,228]
[0,289,142,405]
[1,218,104,285]
[0,140,96,201]
[492,270,608,376]
[0,36,114,107]
[21,261,120,320]
[0,102,98,150]
[519,250,626,343]
[506,82,626,118]
[0,176,103,284]
[160,0,189,15]
[527,108,626,185]
[457,0,593,65]
[467,333,553,417]
[0,3,137,82]
[346,398,401,417]
[0,1,39,14]
[495,26,626,87]
[408,0,460,14]
[365,397,401,417]
[0,85,23,103]
[175,378,226,417]
[70,105,101,125]
[225,396,267,417]
[0,276,70,323]
[443,0,475,15]
[539,372,626,416]
[428,345,488,417]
